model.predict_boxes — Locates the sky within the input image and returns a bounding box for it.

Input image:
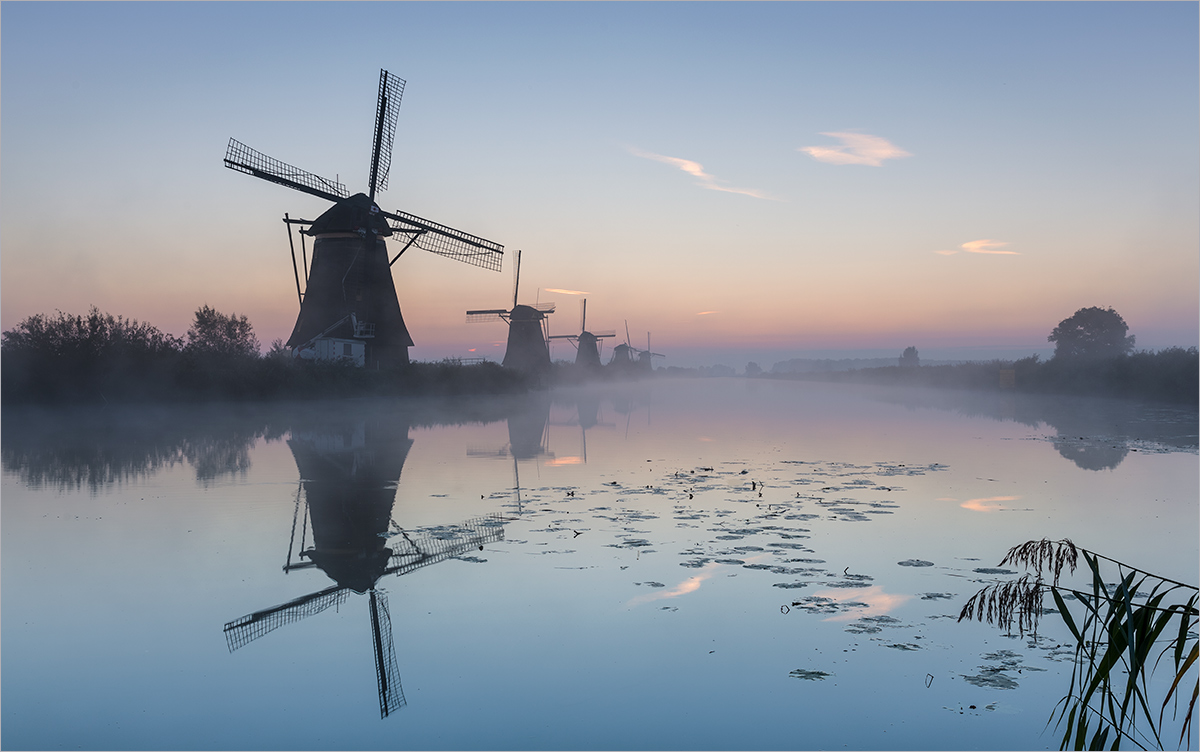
[2,1,1197,368]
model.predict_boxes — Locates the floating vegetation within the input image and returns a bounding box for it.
[973,567,1019,575]
[921,592,956,600]
[899,559,935,567]
[789,669,833,681]
[961,671,1020,690]
[886,643,922,651]
[773,582,808,589]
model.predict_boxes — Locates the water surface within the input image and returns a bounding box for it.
[3,379,1196,750]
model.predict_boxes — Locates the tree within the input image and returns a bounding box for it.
[900,346,920,367]
[185,305,259,358]
[745,361,762,377]
[1048,307,1134,360]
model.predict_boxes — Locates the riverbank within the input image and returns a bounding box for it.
[759,349,1199,405]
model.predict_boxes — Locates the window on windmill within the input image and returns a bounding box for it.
[344,343,353,357]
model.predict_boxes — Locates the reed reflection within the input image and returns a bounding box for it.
[223,414,505,719]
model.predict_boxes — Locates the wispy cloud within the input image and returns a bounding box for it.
[626,563,721,608]
[799,132,911,166]
[544,288,590,295]
[811,586,912,622]
[629,147,777,200]
[696,310,719,316]
[936,239,1018,256]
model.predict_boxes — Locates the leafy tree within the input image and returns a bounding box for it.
[900,346,920,367]
[1049,307,1135,360]
[185,305,259,358]
[1,307,181,359]
[745,361,762,377]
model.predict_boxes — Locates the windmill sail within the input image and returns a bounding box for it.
[369,590,406,718]
[368,71,406,199]
[385,514,506,577]
[223,584,350,652]
[384,210,503,271]
[224,139,348,203]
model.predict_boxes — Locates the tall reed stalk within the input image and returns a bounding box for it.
[959,539,1198,750]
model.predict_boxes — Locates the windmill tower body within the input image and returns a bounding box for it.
[501,305,551,372]
[287,416,414,593]
[286,195,414,368]
[574,332,602,368]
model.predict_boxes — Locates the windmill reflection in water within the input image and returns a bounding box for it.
[223,420,505,718]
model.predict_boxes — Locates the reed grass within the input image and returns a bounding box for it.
[959,539,1198,750]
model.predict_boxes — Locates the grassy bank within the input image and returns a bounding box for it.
[764,349,1199,405]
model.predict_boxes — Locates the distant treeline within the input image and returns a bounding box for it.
[1,307,531,405]
[763,350,1199,404]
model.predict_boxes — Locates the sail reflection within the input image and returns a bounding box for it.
[224,416,505,719]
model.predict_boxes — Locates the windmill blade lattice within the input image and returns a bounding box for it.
[385,210,503,271]
[369,590,406,718]
[225,139,348,203]
[223,584,350,652]
[466,309,507,323]
[385,514,506,577]
[368,71,406,197]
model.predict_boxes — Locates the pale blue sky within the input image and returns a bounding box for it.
[3,2,1196,367]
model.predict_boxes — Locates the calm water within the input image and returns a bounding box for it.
[3,379,1196,750]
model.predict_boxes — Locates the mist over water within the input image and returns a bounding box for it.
[3,379,1196,750]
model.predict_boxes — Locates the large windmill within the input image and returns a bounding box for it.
[465,250,556,373]
[223,412,504,718]
[223,511,505,718]
[224,69,503,368]
[547,299,615,369]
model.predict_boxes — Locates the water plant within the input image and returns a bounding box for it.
[959,539,1198,750]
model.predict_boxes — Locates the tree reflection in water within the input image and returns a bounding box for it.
[870,387,1197,471]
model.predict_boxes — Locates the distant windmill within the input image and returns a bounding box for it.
[634,331,665,372]
[547,299,615,368]
[609,323,662,375]
[465,250,556,373]
[224,69,503,367]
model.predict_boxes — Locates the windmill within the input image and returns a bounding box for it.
[223,511,505,719]
[635,331,665,373]
[465,250,556,373]
[224,69,503,368]
[609,323,663,375]
[223,413,504,718]
[547,299,615,369]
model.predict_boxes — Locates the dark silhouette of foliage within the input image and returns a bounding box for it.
[2,307,531,404]
[900,346,920,366]
[1,307,183,402]
[1049,307,1135,360]
[765,348,1197,405]
[185,305,260,358]
[960,540,1198,750]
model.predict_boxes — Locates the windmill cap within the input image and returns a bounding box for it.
[305,193,393,237]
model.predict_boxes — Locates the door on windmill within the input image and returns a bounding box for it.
[301,338,366,367]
